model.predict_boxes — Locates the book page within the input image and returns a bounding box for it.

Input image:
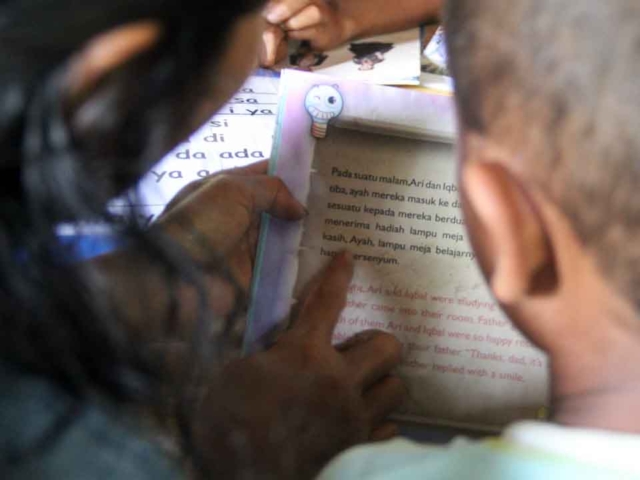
[246,70,548,428]
[108,71,279,224]
[295,126,549,429]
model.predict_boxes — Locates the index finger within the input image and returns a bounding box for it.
[160,161,269,214]
[228,159,269,176]
[291,251,354,342]
[244,174,306,220]
[158,174,305,256]
[284,4,323,31]
[264,0,314,24]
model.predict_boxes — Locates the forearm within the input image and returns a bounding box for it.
[89,240,238,383]
[340,0,442,40]
[90,246,188,342]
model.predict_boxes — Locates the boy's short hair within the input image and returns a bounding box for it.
[444,0,640,307]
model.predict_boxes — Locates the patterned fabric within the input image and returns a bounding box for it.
[318,423,640,480]
[0,362,182,480]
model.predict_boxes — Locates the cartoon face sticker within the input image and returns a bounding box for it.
[304,85,344,139]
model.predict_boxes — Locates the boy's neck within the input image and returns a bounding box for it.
[550,301,640,433]
[553,386,640,434]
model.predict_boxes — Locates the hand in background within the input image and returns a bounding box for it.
[191,252,405,479]
[260,0,352,67]
[259,0,444,68]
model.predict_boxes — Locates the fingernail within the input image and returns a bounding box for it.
[265,4,288,24]
[353,330,376,343]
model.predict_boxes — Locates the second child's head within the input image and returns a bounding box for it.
[0,0,266,403]
[445,0,640,429]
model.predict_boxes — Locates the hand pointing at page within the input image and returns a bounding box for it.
[190,252,405,479]
[98,162,405,478]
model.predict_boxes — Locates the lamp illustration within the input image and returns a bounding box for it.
[304,85,344,139]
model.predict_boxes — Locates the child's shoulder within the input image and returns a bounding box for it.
[0,361,181,480]
[317,422,640,480]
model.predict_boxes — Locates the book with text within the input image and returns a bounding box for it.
[247,69,549,431]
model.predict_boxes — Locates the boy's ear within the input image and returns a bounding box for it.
[66,21,162,100]
[461,149,554,305]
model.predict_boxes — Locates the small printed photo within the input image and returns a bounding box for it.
[285,29,422,86]
[422,26,450,76]
[349,42,395,71]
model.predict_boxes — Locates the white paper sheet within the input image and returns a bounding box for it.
[108,71,280,223]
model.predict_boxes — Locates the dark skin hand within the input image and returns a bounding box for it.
[93,161,305,342]
[96,161,405,479]
[157,160,302,293]
[190,251,405,480]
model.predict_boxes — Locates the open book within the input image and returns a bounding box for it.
[107,70,281,225]
[61,71,280,257]
[248,70,549,431]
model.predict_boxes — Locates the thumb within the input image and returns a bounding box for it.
[248,175,307,221]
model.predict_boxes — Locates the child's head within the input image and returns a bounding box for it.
[445,0,640,428]
[0,0,265,400]
[1,0,266,192]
